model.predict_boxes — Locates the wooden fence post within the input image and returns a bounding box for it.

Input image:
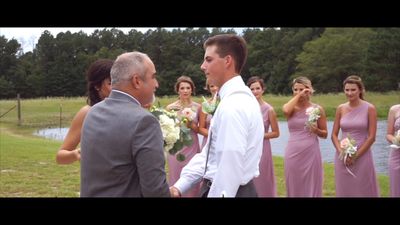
[17,93,21,126]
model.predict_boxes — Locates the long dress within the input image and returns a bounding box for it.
[389,106,400,197]
[167,102,201,197]
[253,102,277,197]
[334,101,380,197]
[284,105,323,197]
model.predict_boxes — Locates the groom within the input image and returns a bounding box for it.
[170,34,264,197]
[80,51,170,197]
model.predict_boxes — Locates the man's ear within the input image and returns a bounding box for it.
[225,55,233,68]
[131,74,141,89]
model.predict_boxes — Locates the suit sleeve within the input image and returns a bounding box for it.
[133,114,170,197]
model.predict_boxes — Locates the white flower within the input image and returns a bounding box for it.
[159,114,180,151]
[339,135,358,160]
[149,104,193,161]
[305,106,321,123]
[339,135,358,177]
[390,130,400,149]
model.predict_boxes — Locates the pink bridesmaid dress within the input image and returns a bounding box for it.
[334,101,380,197]
[167,102,201,197]
[284,105,323,197]
[200,112,212,150]
[253,102,277,197]
[389,107,400,197]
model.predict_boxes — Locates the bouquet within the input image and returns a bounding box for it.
[390,130,400,149]
[305,106,321,128]
[149,104,193,162]
[339,135,358,160]
[201,94,220,115]
[339,135,358,177]
[180,107,197,124]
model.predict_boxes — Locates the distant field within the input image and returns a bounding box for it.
[1,91,398,129]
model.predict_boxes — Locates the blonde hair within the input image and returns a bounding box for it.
[292,76,314,93]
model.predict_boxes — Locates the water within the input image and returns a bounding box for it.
[35,121,391,175]
[34,127,69,141]
[270,121,390,175]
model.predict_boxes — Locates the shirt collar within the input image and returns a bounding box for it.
[111,90,141,106]
[218,75,243,100]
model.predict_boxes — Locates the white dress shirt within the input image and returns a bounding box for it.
[174,76,264,197]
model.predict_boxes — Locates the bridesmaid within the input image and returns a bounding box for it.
[166,75,201,197]
[247,76,279,197]
[282,76,327,197]
[56,59,113,164]
[331,75,379,197]
[198,79,219,149]
[386,104,400,197]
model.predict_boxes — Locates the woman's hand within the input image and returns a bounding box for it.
[308,122,318,134]
[300,88,312,98]
[345,155,357,166]
[75,148,81,161]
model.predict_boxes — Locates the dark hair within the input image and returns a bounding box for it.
[246,76,265,90]
[343,75,365,100]
[203,34,247,74]
[175,75,196,95]
[86,59,114,106]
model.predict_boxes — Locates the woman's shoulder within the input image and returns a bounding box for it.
[77,105,91,117]
[166,100,179,110]
[363,100,376,110]
[191,101,201,108]
[337,102,347,110]
[262,101,274,111]
[311,102,323,109]
[71,105,91,124]
[389,104,400,112]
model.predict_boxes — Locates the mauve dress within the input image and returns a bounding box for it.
[334,101,380,197]
[167,102,201,197]
[284,105,323,197]
[389,106,400,197]
[253,102,277,197]
[200,112,212,149]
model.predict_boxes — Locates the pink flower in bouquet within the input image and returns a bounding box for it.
[339,135,358,177]
[339,135,357,160]
[180,107,197,123]
[340,138,350,150]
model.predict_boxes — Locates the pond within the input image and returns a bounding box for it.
[35,121,391,175]
[269,121,390,175]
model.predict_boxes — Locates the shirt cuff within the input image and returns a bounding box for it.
[173,178,193,195]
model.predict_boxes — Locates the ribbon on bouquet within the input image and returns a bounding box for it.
[389,144,400,149]
[343,154,357,178]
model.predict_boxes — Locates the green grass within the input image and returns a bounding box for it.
[0,129,80,197]
[0,92,396,197]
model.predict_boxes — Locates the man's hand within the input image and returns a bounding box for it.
[169,186,182,198]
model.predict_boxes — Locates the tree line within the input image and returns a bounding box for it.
[0,27,399,99]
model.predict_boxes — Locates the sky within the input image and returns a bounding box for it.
[0,27,247,53]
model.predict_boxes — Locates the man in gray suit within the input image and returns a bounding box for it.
[80,51,170,197]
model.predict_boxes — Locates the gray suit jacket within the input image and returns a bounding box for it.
[80,90,170,197]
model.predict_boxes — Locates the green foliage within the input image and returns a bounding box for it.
[1,28,399,99]
[363,28,400,91]
[295,28,376,93]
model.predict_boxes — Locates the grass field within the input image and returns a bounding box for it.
[0,92,398,197]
